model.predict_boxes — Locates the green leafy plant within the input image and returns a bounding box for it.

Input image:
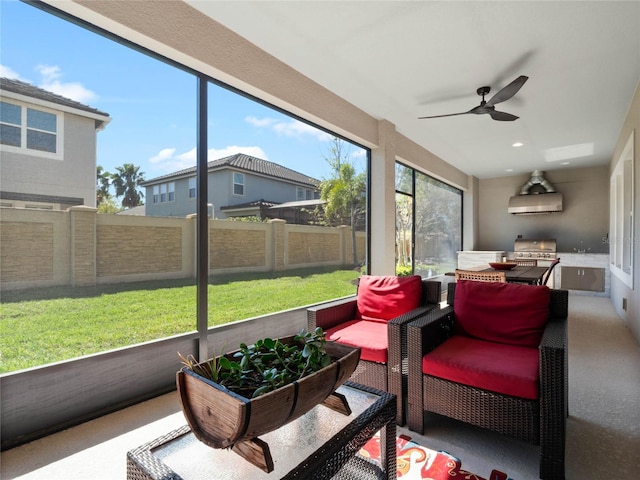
[179,328,331,398]
[395,264,413,276]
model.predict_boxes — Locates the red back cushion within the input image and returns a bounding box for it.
[453,280,551,347]
[356,275,422,323]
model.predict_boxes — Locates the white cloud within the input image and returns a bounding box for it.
[35,64,97,103]
[37,64,62,82]
[148,147,194,173]
[0,65,22,80]
[149,148,177,164]
[245,116,277,128]
[246,116,331,142]
[177,148,196,163]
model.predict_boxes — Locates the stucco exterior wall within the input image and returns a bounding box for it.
[0,109,99,208]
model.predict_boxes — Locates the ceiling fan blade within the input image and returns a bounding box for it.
[489,110,519,121]
[418,111,470,119]
[486,75,528,107]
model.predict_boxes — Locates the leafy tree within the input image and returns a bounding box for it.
[319,138,366,266]
[396,193,412,267]
[111,163,145,209]
[96,165,112,207]
[97,196,121,214]
[414,173,461,263]
[395,163,414,269]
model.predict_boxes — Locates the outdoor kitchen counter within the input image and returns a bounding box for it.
[457,251,506,269]
[555,253,610,297]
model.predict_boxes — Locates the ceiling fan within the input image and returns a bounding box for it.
[418,75,528,122]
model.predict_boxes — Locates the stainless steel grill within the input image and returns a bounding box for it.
[513,238,557,260]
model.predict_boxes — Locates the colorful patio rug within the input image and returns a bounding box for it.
[359,433,514,480]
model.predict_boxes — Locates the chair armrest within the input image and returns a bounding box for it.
[307,295,357,332]
[539,316,567,399]
[549,289,569,319]
[408,305,454,339]
[388,302,440,425]
[406,306,453,432]
[540,316,567,351]
[406,306,455,380]
[388,304,441,363]
[540,311,568,376]
[421,279,442,305]
[388,279,442,337]
[539,315,568,452]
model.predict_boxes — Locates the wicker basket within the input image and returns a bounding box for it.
[176,337,360,471]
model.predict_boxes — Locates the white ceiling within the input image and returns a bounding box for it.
[188,1,640,179]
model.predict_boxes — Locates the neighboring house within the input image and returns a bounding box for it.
[0,77,110,210]
[141,153,322,222]
[116,205,146,216]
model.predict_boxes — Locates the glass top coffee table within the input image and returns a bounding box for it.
[127,381,397,480]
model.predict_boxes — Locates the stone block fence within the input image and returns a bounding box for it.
[0,206,366,291]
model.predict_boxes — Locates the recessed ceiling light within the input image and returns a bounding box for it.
[512,142,524,147]
[505,168,514,172]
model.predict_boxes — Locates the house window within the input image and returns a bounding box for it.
[188,177,196,198]
[233,172,244,196]
[0,100,61,157]
[153,182,176,203]
[0,102,21,147]
[609,131,634,288]
[296,187,314,201]
[395,162,462,280]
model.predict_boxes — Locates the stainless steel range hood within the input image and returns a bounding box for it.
[508,192,563,214]
[508,171,563,214]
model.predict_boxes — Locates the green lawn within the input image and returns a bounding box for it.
[0,268,360,373]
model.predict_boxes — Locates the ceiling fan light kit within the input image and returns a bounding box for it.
[419,75,528,122]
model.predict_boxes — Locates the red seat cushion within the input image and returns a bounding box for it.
[453,280,551,347]
[325,319,388,363]
[356,275,422,323]
[422,335,540,399]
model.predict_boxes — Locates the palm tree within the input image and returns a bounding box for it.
[96,165,112,207]
[111,163,145,209]
[320,138,366,266]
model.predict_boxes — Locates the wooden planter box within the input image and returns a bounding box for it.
[176,337,360,472]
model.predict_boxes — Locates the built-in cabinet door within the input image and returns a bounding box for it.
[561,266,605,292]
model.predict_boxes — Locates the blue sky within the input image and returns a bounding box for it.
[1,1,366,184]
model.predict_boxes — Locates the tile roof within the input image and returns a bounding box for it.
[0,77,110,118]
[142,153,320,187]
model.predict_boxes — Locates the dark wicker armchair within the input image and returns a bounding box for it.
[407,281,569,480]
[307,275,441,425]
